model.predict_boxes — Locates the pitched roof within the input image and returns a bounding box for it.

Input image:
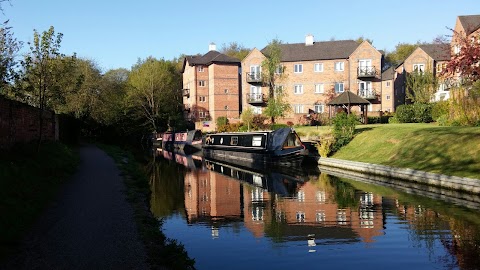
[419,44,451,61]
[382,66,395,81]
[182,51,241,73]
[459,15,480,36]
[328,91,370,105]
[261,40,360,62]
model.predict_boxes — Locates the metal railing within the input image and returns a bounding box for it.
[246,93,266,103]
[358,89,377,99]
[357,66,377,77]
[246,72,262,83]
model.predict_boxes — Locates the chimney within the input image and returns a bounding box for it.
[209,42,217,51]
[305,34,314,46]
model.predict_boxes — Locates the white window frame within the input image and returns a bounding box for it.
[198,111,206,118]
[252,106,262,115]
[334,82,344,93]
[199,96,206,102]
[294,104,304,114]
[275,65,284,74]
[314,104,324,113]
[294,64,303,73]
[386,81,391,87]
[413,64,425,73]
[314,63,324,72]
[197,66,204,72]
[334,61,344,71]
[314,83,324,94]
[199,80,206,87]
[454,44,461,54]
[386,95,391,100]
[294,84,303,94]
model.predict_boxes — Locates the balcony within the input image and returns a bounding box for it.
[357,66,377,78]
[246,93,266,104]
[182,88,190,98]
[358,89,377,99]
[246,72,262,83]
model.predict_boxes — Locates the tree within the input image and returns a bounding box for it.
[406,68,438,103]
[127,57,182,132]
[220,42,250,60]
[441,32,480,85]
[355,36,373,45]
[240,107,254,131]
[385,42,419,67]
[261,39,291,124]
[0,20,21,94]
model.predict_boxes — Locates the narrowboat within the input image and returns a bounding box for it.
[202,127,307,166]
[161,129,202,153]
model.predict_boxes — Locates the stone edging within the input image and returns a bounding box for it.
[318,157,480,194]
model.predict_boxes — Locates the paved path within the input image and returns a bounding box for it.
[3,145,149,269]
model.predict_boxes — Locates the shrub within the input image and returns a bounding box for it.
[367,116,392,124]
[395,104,415,123]
[316,134,336,157]
[216,116,228,127]
[286,121,294,127]
[217,123,242,132]
[332,112,357,151]
[394,103,433,123]
[252,114,269,130]
[388,116,400,124]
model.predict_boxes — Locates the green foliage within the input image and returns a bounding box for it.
[216,116,228,127]
[388,116,400,124]
[316,133,336,157]
[217,123,242,132]
[331,113,357,151]
[127,57,182,132]
[240,107,254,131]
[0,20,22,94]
[406,69,438,104]
[395,104,433,123]
[367,116,392,124]
[252,114,269,130]
[220,42,250,60]
[432,100,450,122]
[385,43,418,67]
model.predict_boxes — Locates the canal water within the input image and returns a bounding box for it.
[147,149,480,270]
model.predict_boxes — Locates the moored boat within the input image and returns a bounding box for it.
[202,127,307,166]
[162,129,202,153]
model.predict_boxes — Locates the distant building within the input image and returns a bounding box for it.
[181,43,241,131]
[241,36,386,124]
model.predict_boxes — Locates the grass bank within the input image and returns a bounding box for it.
[0,142,79,260]
[98,144,195,270]
[329,123,480,179]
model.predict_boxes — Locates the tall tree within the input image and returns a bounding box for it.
[127,57,182,132]
[0,20,21,94]
[261,39,290,124]
[441,33,480,86]
[92,68,129,125]
[385,43,418,67]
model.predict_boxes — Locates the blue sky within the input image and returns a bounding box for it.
[3,0,480,71]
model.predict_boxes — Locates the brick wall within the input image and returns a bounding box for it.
[0,96,56,149]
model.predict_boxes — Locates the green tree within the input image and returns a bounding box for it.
[0,20,22,95]
[127,57,182,132]
[385,43,418,67]
[406,68,438,103]
[355,36,373,45]
[261,39,291,124]
[93,68,129,125]
[240,107,254,131]
[220,42,250,60]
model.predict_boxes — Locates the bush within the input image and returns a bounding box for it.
[332,112,357,151]
[217,123,242,132]
[388,116,400,124]
[367,116,393,124]
[252,114,269,130]
[432,100,450,122]
[216,116,228,127]
[394,103,433,123]
[316,134,336,157]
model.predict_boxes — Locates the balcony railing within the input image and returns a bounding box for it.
[358,89,377,99]
[246,72,262,83]
[182,88,190,97]
[357,66,377,78]
[246,93,266,104]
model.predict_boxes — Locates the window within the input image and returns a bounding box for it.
[314,104,324,113]
[224,89,229,94]
[316,211,326,222]
[413,64,425,73]
[198,111,206,118]
[297,191,305,202]
[199,96,206,102]
[275,65,284,74]
[454,45,461,54]
[437,63,447,72]
[224,105,229,110]
[314,83,324,94]
[386,95,391,100]
[199,80,206,87]
[296,211,305,222]
[294,64,303,73]
[197,66,204,72]
[294,104,304,114]
[252,106,262,115]
[314,63,324,72]
[334,82,344,93]
[334,61,344,71]
[294,84,303,94]
[386,81,391,87]
[316,191,326,203]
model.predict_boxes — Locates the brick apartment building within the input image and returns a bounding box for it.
[241,35,392,124]
[181,43,241,131]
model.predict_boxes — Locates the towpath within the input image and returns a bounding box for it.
[3,144,149,269]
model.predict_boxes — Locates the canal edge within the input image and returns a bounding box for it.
[317,157,480,194]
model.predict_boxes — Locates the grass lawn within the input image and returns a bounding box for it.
[329,123,480,179]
